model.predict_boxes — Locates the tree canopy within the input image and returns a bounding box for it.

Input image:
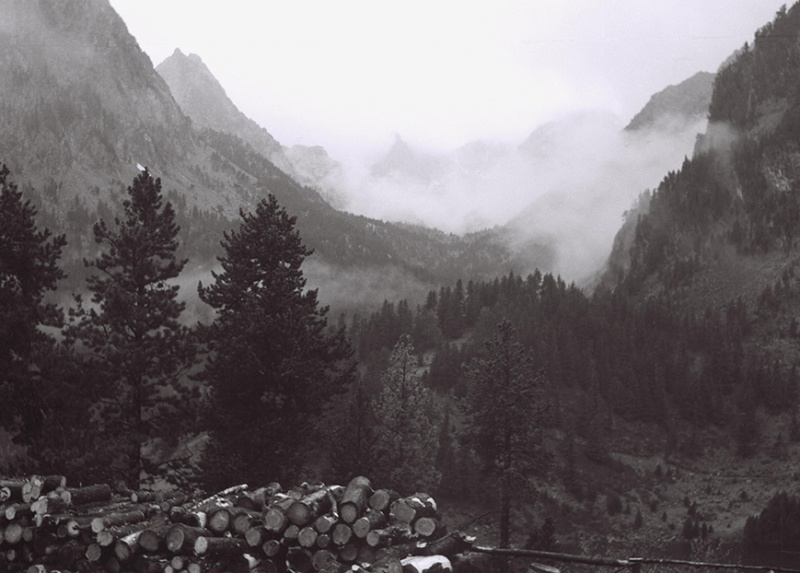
[198,194,353,490]
[65,169,194,487]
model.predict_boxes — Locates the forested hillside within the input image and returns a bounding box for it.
[7,0,800,569]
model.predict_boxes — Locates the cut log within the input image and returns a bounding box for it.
[369,490,400,512]
[31,495,68,516]
[287,488,334,527]
[287,547,314,573]
[284,524,301,542]
[165,524,211,554]
[331,523,352,546]
[170,555,186,570]
[189,484,248,512]
[85,542,104,562]
[4,502,32,521]
[338,542,359,563]
[114,531,140,563]
[263,495,295,533]
[138,519,172,553]
[91,509,148,533]
[158,491,188,513]
[57,540,83,565]
[245,525,271,548]
[38,475,67,493]
[0,479,31,502]
[193,536,246,557]
[237,483,281,512]
[338,477,372,524]
[4,522,24,544]
[366,526,413,548]
[314,514,338,534]
[353,509,386,539]
[262,539,284,558]
[315,533,331,549]
[206,506,232,535]
[389,495,437,526]
[187,562,202,573]
[413,518,443,538]
[400,555,452,573]
[311,548,340,573]
[297,526,318,548]
[231,508,261,536]
[64,483,112,506]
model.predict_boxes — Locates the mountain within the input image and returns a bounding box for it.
[605,3,800,344]
[0,0,196,202]
[0,0,532,310]
[156,49,347,207]
[359,101,704,280]
[625,71,715,132]
[370,135,453,182]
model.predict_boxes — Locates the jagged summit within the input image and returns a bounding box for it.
[156,47,347,205]
[156,48,284,160]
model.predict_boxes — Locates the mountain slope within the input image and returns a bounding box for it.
[605,3,800,344]
[625,71,715,132]
[0,0,533,309]
[0,0,195,199]
[156,49,346,206]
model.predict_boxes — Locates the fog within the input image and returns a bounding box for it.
[333,110,707,282]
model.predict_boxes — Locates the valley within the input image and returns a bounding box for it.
[4,1,800,571]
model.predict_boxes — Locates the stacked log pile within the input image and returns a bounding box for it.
[0,475,470,573]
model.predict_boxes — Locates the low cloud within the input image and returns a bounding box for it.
[335,110,706,282]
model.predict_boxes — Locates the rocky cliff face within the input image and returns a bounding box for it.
[0,0,198,204]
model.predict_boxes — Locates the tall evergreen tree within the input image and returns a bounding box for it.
[0,164,66,439]
[197,194,353,490]
[464,320,546,552]
[372,336,440,493]
[66,169,194,487]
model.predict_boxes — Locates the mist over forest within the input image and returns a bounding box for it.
[7,2,800,572]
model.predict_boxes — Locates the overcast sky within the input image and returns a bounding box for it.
[109,0,787,157]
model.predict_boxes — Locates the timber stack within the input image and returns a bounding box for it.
[0,475,469,573]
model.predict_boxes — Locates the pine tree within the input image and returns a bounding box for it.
[464,319,546,551]
[66,169,194,487]
[372,336,440,493]
[197,194,353,490]
[0,164,66,438]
